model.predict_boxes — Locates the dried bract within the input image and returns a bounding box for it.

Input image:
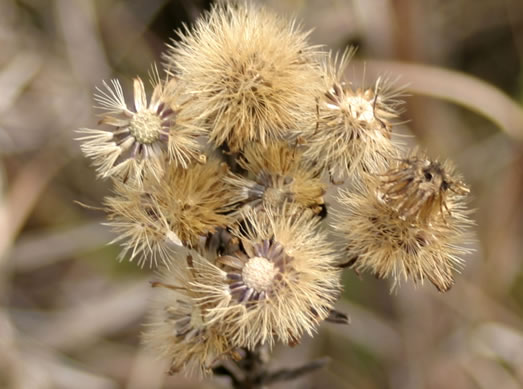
[379,150,470,222]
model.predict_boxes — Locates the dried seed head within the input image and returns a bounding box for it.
[77,75,204,184]
[143,249,232,376]
[218,239,294,305]
[104,183,175,267]
[379,150,470,222]
[304,49,404,181]
[226,142,326,215]
[165,3,322,152]
[154,160,236,246]
[104,159,234,266]
[333,158,473,292]
[192,204,342,349]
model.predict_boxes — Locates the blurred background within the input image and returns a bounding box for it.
[1,0,522,388]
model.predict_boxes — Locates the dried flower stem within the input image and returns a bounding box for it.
[215,348,330,389]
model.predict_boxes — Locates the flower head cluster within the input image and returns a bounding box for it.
[144,205,341,368]
[76,1,474,379]
[333,150,473,292]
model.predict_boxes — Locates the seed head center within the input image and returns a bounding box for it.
[242,256,277,292]
[263,186,290,205]
[347,95,374,122]
[129,110,162,144]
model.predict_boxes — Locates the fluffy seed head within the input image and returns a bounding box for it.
[304,50,404,181]
[333,156,473,292]
[104,159,234,266]
[192,204,342,349]
[77,75,205,184]
[104,182,174,267]
[143,249,232,376]
[165,3,322,151]
[226,142,326,215]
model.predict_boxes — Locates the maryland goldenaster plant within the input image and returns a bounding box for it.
[77,2,473,386]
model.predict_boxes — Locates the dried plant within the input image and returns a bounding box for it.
[303,49,404,182]
[78,74,206,185]
[143,248,235,376]
[226,142,326,216]
[77,2,473,387]
[193,204,341,350]
[164,2,322,152]
[333,150,473,292]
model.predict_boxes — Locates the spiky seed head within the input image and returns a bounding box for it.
[154,160,236,246]
[303,49,404,181]
[379,149,470,222]
[165,3,323,152]
[192,204,342,349]
[104,182,176,267]
[226,142,326,215]
[77,75,205,184]
[104,159,234,267]
[143,249,233,376]
[333,156,473,292]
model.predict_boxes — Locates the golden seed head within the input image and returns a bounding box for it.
[303,49,404,181]
[143,249,232,376]
[166,3,322,151]
[193,204,342,349]
[333,168,473,292]
[242,256,277,293]
[77,75,205,184]
[226,142,326,216]
[104,158,234,267]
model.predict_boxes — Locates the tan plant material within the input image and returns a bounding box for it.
[143,249,234,376]
[104,160,234,266]
[165,2,323,152]
[333,151,473,292]
[226,142,326,216]
[304,50,404,182]
[78,74,205,185]
[76,1,474,381]
[191,204,341,350]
